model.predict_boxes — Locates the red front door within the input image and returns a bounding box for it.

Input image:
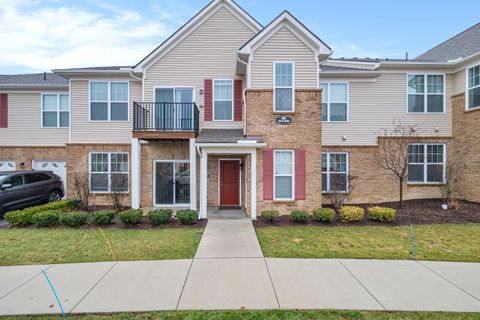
[220,160,240,206]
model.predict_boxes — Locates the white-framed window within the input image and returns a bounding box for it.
[274,150,294,200]
[213,80,233,121]
[42,93,69,128]
[90,81,129,121]
[322,152,348,192]
[89,152,129,192]
[274,62,294,112]
[319,82,348,122]
[408,144,445,184]
[407,74,445,113]
[467,64,480,110]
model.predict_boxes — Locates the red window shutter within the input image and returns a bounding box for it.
[0,94,7,128]
[295,149,306,200]
[234,79,243,121]
[204,79,213,121]
[263,149,274,200]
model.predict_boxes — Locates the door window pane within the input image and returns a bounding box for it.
[175,163,190,204]
[155,162,174,205]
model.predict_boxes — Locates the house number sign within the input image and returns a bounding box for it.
[276,116,292,125]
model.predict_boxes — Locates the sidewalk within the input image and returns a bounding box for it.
[1,218,480,316]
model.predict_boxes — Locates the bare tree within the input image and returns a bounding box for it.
[72,172,91,211]
[440,162,462,209]
[375,121,417,208]
[110,173,129,212]
[327,174,358,209]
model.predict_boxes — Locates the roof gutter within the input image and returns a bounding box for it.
[0,84,69,90]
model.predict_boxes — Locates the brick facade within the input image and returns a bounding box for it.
[322,137,452,205]
[0,146,67,170]
[451,93,480,202]
[66,144,131,206]
[139,140,190,208]
[246,89,323,215]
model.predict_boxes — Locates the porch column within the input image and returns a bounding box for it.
[189,138,197,211]
[131,138,141,209]
[250,149,257,220]
[199,149,208,219]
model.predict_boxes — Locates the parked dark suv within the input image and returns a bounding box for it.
[0,171,64,217]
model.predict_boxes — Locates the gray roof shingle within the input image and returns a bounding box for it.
[197,129,264,144]
[416,23,480,62]
[0,73,68,86]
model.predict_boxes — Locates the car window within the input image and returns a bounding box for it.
[0,174,8,182]
[3,175,24,187]
[25,173,52,184]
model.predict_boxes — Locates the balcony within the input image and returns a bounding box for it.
[133,102,200,139]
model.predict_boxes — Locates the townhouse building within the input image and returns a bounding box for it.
[0,0,479,219]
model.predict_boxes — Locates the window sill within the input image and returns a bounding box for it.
[407,183,445,187]
[465,106,480,114]
[273,200,296,205]
[91,192,130,195]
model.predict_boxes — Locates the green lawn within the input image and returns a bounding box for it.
[256,224,480,262]
[0,228,203,266]
[1,310,480,320]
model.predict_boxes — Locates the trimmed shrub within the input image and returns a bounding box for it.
[148,209,173,226]
[119,209,143,225]
[290,210,309,223]
[260,210,279,223]
[312,208,335,223]
[340,206,365,222]
[4,200,77,226]
[59,211,88,227]
[92,210,115,226]
[368,207,396,222]
[32,210,61,227]
[176,209,198,225]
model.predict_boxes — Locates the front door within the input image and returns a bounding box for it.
[219,160,240,207]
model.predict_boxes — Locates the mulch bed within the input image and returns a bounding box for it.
[254,199,480,227]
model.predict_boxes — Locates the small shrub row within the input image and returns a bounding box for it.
[60,211,88,227]
[119,209,143,225]
[148,209,173,226]
[176,209,198,225]
[260,206,396,224]
[5,200,77,226]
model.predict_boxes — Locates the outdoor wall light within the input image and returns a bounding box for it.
[199,89,204,96]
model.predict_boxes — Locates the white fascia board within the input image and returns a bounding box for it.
[239,11,332,57]
[195,142,267,148]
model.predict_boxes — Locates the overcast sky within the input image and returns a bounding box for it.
[0,0,479,74]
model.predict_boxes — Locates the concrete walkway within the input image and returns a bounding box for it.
[1,218,480,315]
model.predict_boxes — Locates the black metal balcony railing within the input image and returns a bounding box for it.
[133,102,199,132]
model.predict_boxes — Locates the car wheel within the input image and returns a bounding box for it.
[47,190,62,203]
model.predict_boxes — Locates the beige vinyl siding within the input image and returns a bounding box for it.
[453,68,466,95]
[144,6,255,130]
[322,73,453,146]
[250,25,318,89]
[0,91,68,146]
[70,79,141,143]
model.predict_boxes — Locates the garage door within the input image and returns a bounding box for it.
[32,160,67,197]
[0,161,15,172]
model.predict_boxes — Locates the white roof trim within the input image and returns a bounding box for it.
[134,0,262,72]
[195,142,267,148]
[239,11,332,57]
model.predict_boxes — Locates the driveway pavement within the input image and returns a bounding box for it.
[1,218,480,316]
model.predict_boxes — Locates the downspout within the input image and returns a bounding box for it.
[237,56,249,136]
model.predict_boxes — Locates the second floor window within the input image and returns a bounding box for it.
[213,80,233,121]
[42,93,69,128]
[90,81,129,121]
[319,82,348,122]
[274,62,294,112]
[407,74,444,113]
[467,64,480,110]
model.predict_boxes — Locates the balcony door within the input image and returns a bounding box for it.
[155,88,194,131]
[154,161,190,206]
